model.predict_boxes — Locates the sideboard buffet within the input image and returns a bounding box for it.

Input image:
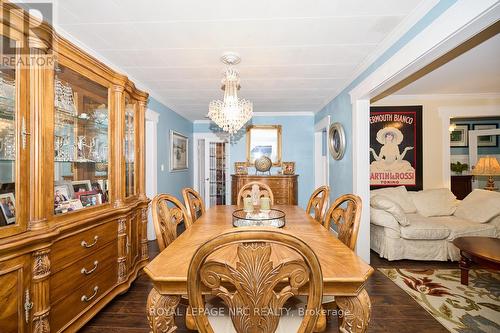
[0,3,149,332]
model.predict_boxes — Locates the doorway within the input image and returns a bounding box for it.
[314,116,330,189]
[194,134,230,208]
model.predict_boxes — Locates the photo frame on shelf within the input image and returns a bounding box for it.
[234,162,248,175]
[54,199,84,215]
[79,193,102,207]
[0,192,15,225]
[473,124,498,147]
[450,124,469,147]
[170,130,188,171]
[72,180,92,193]
[54,181,75,212]
[282,162,295,175]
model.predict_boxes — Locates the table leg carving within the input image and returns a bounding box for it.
[185,305,197,330]
[336,289,371,333]
[147,288,180,333]
[459,252,472,286]
[314,306,327,332]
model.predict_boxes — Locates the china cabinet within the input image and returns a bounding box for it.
[0,2,149,332]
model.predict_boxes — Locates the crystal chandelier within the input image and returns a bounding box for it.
[208,53,253,134]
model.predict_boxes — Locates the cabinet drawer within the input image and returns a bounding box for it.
[275,197,289,205]
[51,265,117,332]
[50,241,118,305]
[52,221,117,273]
[265,179,287,188]
[272,188,289,198]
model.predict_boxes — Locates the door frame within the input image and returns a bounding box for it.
[314,115,330,189]
[348,1,499,263]
[193,133,231,205]
[145,109,159,240]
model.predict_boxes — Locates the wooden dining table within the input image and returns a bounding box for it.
[144,205,374,333]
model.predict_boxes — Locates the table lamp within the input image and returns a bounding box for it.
[472,156,500,191]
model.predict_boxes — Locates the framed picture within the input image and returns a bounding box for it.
[370,106,423,191]
[282,162,295,175]
[234,162,248,175]
[473,124,498,147]
[450,124,469,147]
[246,125,282,166]
[54,199,84,215]
[170,130,188,171]
[80,193,102,207]
[0,193,15,225]
[72,180,92,193]
[54,181,75,208]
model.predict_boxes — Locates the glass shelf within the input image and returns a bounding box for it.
[53,64,110,215]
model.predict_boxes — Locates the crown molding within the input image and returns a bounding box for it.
[378,92,500,102]
[193,112,314,123]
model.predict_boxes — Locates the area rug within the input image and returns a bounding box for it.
[379,268,500,333]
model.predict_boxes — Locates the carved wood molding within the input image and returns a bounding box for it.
[32,249,51,333]
[141,207,149,260]
[117,217,128,282]
[147,288,180,333]
[32,249,51,280]
[306,185,330,224]
[33,311,50,333]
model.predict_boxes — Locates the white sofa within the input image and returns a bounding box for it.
[370,187,500,261]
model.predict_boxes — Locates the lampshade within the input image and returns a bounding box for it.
[472,156,500,176]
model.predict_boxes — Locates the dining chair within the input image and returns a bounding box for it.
[187,228,323,333]
[305,185,330,223]
[323,194,362,250]
[321,193,362,318]
[236,181,274,206]
[151,194,191,252]
[182,187,205,224]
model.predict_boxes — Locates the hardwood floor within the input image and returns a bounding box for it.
[80,242,457,332]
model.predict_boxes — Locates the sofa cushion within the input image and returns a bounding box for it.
[370,186,417,213]
[370,196,409,226]
[370,208,401,235]
[409,188,459,217]
[426,215,498,240]
[454,189,500,223]
[400,214,451,240]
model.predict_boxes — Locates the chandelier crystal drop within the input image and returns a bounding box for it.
[208,54,253,134]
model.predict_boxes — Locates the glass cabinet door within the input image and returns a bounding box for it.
[124,95,136,197]
[53,64,110,215]
[0,34,27,235]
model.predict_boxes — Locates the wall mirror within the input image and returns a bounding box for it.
[246,125,282,166]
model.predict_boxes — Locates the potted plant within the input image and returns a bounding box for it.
[450,161,469,175]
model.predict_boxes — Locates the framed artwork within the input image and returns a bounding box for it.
[234,162,248,175]
[473,124,498,147]
[450,124,469,147]
[246,125,282,166]
[72,180,92,193]
[170,130,188,171]
[370,106,423,191]
[0,193,15,225]
[54,199,83,215]
[282,162,295,175]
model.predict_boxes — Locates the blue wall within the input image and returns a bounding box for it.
[451,118,500,155]
[148,97,193,200]
[194,115,315,208]
[314,0,457,201]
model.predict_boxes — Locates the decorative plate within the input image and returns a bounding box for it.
[328,122,346,160]
[255,155,272,172]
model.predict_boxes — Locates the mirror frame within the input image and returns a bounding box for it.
[246,125,282,166]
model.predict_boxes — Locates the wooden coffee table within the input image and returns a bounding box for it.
[453,237,500,285]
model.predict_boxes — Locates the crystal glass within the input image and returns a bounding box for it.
[125,96,136,197]
[53,64,109,215]
[0,36,17,227]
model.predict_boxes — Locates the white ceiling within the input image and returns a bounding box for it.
[394,33,500,95]
[52,0,425,120]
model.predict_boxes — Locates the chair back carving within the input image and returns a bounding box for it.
[182,187,205,224]
[187,228,323,333]
[151,194,190,251]
[323,194,362,250]
[306,186,330,223]
[236,181,274,206]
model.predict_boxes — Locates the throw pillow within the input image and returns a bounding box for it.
[370,195,409,226]
[411,188,459,217]
[370,186,417,213]
[454,189,500,223]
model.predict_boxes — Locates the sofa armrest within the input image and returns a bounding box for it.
[370,208,401,235]
[488,214,500,237]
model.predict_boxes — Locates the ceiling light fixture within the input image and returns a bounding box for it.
[208,52,253,134]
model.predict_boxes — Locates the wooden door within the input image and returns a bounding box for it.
[0,255,31,333]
